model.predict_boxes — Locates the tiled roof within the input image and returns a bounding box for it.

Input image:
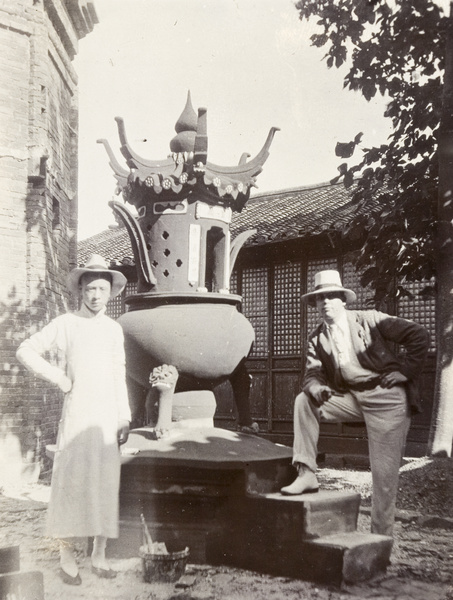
[78,225,133,266]
[78,181,355,265]
[231,181,354,244]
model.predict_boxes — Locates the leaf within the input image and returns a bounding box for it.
[418,286,436,297]
[335,141,356,158]
[335,132,364,158]
[361,267,378,288]
[334,45,347,68]
[362,80,377,101]
[312,33,328,47]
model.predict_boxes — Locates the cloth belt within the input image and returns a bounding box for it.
[345,377,382,392]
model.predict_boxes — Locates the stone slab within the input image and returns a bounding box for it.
[0,546,19,575]
[301,532,393,585]
[116,430,360,564]
[115,426,386,584]
[121,426,293,468]
[114,427,295,561]
[0,571,44,600]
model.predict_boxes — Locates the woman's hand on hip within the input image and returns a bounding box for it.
[117,420,130,445]
[57,374,72,394]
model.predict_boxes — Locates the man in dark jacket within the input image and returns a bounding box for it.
[281,270,430,536]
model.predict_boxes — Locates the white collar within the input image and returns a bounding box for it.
[327,312,349,334]
[76,303,107,319]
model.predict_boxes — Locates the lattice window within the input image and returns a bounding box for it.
[306,259,338,334]
[229,269,239,295]
[125,282,137,297]
[342,262,374,309]
[106,294,123,319]
[242,267,269,357]
[273,262,302,355]
[106,282,138,319]
[397,279,436,353]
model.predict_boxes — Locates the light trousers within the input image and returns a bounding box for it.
[292,384,411,536]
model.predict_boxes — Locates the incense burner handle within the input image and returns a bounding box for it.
[230,229,257,276]
[109,200,157,291]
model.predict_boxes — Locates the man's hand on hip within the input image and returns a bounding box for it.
[380,371,408,388]
[310,385,332,407]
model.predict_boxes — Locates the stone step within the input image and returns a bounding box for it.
[209,516,392,586]
[301,532,393,585]
[207,491,372,583]
[253,490,361,538]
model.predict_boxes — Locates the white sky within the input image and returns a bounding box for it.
[74,0,393,240]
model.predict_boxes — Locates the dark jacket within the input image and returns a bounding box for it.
[302,310,430,413]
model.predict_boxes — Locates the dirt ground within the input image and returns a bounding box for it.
[1,456,452,600]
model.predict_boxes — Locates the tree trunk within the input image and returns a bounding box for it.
[428,3,453,457]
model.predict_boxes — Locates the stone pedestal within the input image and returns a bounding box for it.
[171,390,217,429]
[114,426,393,585]
[0,546,44,600]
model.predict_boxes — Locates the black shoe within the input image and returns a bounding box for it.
[92,566,117,579]
[59,567,82,585]
[238,422,260,434]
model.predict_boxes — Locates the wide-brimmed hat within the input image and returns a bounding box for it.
[67,254,127,298]
[302,270,356,304]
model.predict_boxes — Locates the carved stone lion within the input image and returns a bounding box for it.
[145,364,179,438]
[149,364,179,390]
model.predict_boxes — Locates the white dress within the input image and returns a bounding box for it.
[16,305,131,539]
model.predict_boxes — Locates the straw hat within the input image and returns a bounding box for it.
[67,254,127,298]
[302,270,356,304]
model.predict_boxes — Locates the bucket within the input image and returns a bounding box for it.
[139,546,189,583]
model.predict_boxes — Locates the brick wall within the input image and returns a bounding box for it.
[0,0,97,483]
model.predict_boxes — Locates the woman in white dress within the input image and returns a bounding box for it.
[16,255,131,585]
